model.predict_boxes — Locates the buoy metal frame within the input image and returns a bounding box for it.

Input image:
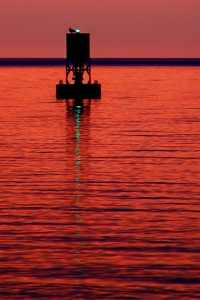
[66,59,91,85]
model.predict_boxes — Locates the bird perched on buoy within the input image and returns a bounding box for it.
[69,28,76,33]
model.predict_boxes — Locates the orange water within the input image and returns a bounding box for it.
[0,66,200,299]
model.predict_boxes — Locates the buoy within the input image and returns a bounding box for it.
[56,31,101,99]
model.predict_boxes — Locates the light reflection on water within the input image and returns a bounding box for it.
[0,66,200,299]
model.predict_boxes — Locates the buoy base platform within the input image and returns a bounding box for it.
[56,83,101,99]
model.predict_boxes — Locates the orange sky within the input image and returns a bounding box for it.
[0,0,200,58]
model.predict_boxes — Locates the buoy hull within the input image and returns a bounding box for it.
[56,83,101,99]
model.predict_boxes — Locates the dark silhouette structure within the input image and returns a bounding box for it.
[56,31,101,99]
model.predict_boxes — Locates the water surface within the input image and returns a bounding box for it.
[0,66,200,299]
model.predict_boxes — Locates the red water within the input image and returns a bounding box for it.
[0,66,200,299]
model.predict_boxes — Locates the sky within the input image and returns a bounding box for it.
[0,0,200,58]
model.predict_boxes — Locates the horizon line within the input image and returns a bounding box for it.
[1,57,200,66]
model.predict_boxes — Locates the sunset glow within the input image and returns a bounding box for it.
[1,0,200,58]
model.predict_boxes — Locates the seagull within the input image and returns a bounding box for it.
[69,28,76,33]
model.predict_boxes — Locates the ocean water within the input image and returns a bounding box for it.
[0,65,200,299]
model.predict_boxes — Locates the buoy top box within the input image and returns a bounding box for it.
[67,33,90,63]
